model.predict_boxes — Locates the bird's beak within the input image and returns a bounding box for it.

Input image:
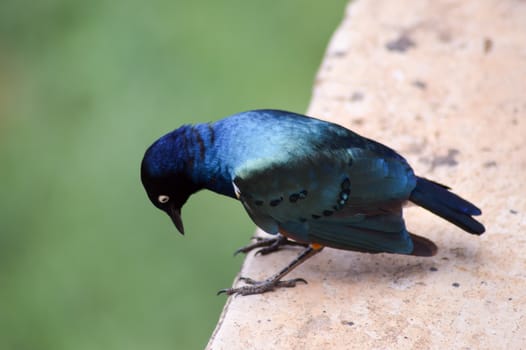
[168,205,185,235]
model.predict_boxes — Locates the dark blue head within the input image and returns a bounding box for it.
[141,127,202,234]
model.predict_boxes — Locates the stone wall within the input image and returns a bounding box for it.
[208,1,526,348]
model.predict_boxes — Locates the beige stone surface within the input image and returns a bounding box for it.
[207,1,526,349]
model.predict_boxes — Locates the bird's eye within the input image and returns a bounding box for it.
[158,195,170,204]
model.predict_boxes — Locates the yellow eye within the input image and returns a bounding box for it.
[158,195,170,204]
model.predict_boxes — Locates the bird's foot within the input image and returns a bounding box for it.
[217,276,308,296]
[234,234,308,256]
[219,245,321,296]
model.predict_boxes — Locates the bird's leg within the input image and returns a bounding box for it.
[234,233,308,256]
[218,244,323,296]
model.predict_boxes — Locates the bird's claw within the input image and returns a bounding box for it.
[217,276,308,296]
[233,236,271,255]
[233,234,308,256]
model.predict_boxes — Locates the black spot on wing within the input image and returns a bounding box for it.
[293,178,354,223]
[337,177,351,207]
[289,189,308,203]
[270,197,283,207]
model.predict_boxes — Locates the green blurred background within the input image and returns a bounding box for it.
[0,1,346,348]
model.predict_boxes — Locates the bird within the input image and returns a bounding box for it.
[140,109,485,296]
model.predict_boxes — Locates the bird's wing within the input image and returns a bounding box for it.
[233,146,418,254]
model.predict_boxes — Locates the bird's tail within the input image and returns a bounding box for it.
[409,177,485,235]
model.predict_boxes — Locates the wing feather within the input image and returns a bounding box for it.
[233,134,418,254]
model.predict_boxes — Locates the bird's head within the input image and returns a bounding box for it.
[140,129,200,235]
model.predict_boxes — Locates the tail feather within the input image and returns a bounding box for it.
[409,177,485,235]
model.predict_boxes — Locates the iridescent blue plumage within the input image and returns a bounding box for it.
[141,109,485,295]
